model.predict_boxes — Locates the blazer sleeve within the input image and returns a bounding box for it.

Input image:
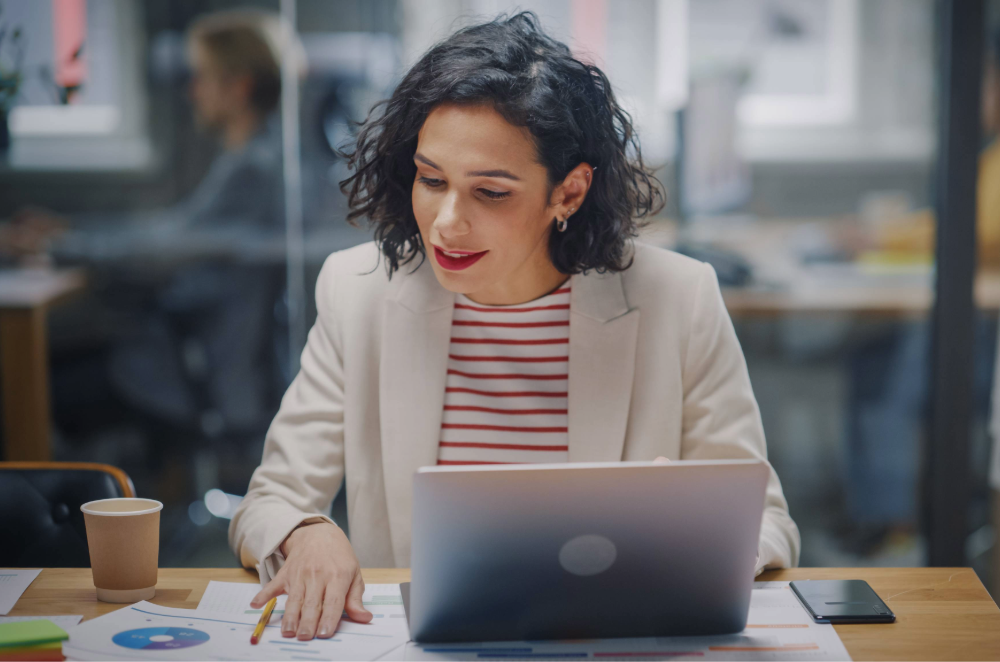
[228,255,346,584]
[679,262,801,574]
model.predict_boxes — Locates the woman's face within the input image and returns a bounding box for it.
[412,103,591,305]
[188,42,250,130]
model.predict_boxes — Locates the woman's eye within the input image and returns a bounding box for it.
[479,189,511,200]
[418,176,444,188]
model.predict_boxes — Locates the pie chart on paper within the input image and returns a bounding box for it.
[112,627,210,650]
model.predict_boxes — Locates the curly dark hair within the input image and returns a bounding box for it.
[338,11,665,276]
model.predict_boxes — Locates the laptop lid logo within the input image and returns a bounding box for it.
[558,534,617,576]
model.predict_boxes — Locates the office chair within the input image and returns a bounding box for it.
[0,461,135,567]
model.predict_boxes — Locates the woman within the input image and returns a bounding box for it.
[230,12,799,642]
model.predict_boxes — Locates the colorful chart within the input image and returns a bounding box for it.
[112,627,210,650]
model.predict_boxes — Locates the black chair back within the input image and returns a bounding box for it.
[0,462,135,567]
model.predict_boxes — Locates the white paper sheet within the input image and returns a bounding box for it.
[0,614,83,629]
[62,586,410,661]
[0,568,41,614]
[197,580,287,616]
[390,582,852,661]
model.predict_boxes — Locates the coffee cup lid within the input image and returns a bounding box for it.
[81,498,163,516]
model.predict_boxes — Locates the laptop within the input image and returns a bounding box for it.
[406,459,769,643]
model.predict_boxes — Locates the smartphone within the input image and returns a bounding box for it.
[790,580,895,624]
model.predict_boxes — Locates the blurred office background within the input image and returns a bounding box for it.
[0,0,997,599]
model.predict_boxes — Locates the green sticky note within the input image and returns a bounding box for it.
[0,620,68,649]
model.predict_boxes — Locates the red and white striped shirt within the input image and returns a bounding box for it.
[436,284,571,466]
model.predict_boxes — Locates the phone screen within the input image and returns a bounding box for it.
[790,580,895,624]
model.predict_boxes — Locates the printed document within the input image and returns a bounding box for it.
[0,568,41,614]
[197,580,287,615]
[388,582,852,661]
[62,585,409,661]
[61,581,850,661]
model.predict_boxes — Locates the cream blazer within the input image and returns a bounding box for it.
[230,240,800,582]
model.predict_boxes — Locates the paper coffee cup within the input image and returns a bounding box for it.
[81,498,162,603]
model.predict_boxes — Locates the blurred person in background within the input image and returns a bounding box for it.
[104,9,289,445]
[3,10,301,496]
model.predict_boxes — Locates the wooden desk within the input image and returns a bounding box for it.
[0,268,85,462]
[9,567,1000,660]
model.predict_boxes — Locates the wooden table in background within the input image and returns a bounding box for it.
[0,268,85,462]
[639,219,1000,318]
[8,567,1000,660]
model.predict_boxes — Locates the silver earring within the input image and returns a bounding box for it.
[556,217,568,232]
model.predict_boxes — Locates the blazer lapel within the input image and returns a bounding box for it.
[568,268,640,462]
[379,258,454,565]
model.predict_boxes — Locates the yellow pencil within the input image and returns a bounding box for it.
[250,597,277,645]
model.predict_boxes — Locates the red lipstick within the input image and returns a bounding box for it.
[433,246,488,271]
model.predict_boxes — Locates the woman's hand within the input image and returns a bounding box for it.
[653,456,671,463]
[250,522,373,640]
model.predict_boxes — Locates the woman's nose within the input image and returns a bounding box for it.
[433,192,471,239]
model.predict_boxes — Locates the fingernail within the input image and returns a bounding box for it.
[318,626,330,637]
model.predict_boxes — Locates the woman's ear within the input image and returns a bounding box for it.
[551,163,594,219]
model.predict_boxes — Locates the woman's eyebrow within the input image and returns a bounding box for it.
[466,168,521,181]
[414,153,521,181]
[414,153,441,170]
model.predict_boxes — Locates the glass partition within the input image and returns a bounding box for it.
[672,0,937,573]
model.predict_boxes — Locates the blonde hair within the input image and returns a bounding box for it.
[188,9,305,114]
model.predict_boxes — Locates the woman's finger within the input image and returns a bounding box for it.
[282,582,305,637]
[296,579,325,640]
[344,572,373,623]
[653,456,671,463]
[316,580,348,638]
[251,572,286,609]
